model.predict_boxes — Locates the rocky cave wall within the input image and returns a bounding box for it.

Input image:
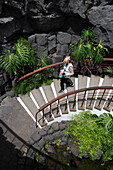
[0,0,113,97]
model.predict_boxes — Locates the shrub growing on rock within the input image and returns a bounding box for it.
[65,110,113,161]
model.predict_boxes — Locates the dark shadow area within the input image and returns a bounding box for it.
[0,120,70,170]
[0,120,35,170]
[62,15,93,35]
[0,127,19,170]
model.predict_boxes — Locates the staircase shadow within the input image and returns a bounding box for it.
[0,120,35,170]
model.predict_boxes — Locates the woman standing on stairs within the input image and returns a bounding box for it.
[59,56,74,93]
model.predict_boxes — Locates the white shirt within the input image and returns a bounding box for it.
[63,63,73,78]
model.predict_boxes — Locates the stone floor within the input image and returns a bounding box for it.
[0,96,38,170]
[0,96,71,169]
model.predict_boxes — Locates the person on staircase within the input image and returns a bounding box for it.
[58,56,74,93]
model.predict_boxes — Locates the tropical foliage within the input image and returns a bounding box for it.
[104,66,113,77]
[65,110,113,161]
[69,28,109,64]
[13,55,53,95]
[0,37,53,95]
[0,38,37,75]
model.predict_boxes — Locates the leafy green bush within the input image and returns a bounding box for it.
[97,113,113,161]
[0,38,36,75]
[0,37,54,95]
[69,28,109,64]
[65,110,113,161]
[104,66,113,77]
[13,56,54,95]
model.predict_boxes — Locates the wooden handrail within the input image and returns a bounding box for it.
[18,62,64,82]
[36,86,113,115]
[17,58,113,82]
[103,58,113,61]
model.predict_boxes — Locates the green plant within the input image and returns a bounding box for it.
[45,141,49,150]
[0,38,36,75]
[0,37,54,95]
[69,39,87,62]
[0,49,20,74]
[33,152,39,162]
[97,113,113,132]
[52,139,61,146]
[94,40,108,64]
[81,28,93,42]
[13,73,43,95]
[69,28,109,64]
[104,66,113,77]
[97,113,113,161]
[13,55,53,94]
[41,147,45,153]
[65,111,113,161]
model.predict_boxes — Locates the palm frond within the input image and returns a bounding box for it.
[0,49,20,74]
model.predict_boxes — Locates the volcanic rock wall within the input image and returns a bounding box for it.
[0,0,113,96]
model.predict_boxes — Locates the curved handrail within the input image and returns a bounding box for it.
[103,58,113,61]
[36,86,113,116]
[18,62,64,82]
[17,58,113,82]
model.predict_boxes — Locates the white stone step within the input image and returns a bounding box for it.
[53,79,68,114]
[16,74,113,128]
[103,90,113,112]
[78,75,88,110]
[95,76,113,110]
[31,88,53,122]
[17,95,46,127]
[86,75,100,110]
[41,83,60,119]
[67,77,76,111]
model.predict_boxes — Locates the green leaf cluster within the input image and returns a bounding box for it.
[65,110,113,161]
[33,152,39,162]
[13,56,53,95]
[104,66,113,77]
[0,38,37,75]
[69,28,109,64]
[0,37,53,95]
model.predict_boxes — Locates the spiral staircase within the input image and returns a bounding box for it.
[0,60,113,169]
[16,74,113,129]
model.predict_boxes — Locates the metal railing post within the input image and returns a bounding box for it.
[36,112,38,128]
[106,95,113,108]
[72,94,76,108]
[89,90,96,106]
[49,104,52,118]
[65,97,67,111]
[98,89,106,106]
[42,110,45,123]
[55,99,59,115]
[81,91,86,107]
